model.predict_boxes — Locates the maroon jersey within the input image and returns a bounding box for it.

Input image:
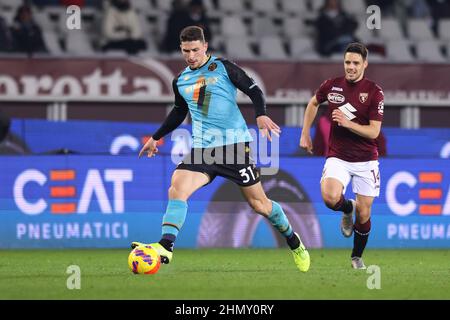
[315,76,384,162]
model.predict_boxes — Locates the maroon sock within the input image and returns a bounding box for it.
[328,195,353,214]
[351,218,371,258]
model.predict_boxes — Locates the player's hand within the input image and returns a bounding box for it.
[332,109,351,128]
[138,137,159,158]
[300,134,313,155]
[256,115,281,142]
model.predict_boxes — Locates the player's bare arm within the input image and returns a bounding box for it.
[300,95,320,154]
[257,115,280,142]
[138,136,159,158]
[332,109,381,139]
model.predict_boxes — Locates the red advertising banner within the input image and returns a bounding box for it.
[0,57,449,103]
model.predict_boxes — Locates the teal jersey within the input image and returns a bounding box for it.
[173,56,256,148]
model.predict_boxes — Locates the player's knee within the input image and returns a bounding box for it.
[356,207,371,223]
[168,185,187,200]
[322,191,341,209]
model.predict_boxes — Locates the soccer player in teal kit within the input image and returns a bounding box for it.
[300,43,384,269]
[132,26,310,272]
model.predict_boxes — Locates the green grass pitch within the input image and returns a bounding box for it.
[0,248,449,300]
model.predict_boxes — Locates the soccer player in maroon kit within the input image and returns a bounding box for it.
[300,43,384,269]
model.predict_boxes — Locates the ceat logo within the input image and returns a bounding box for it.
[386,171,450,216]
[14,169,133,215]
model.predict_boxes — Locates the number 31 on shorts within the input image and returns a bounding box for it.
[239,166,257,183]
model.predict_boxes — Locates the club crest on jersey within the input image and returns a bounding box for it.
[327,92,345,104]
[208,63,217,71]
[359,92,369,103]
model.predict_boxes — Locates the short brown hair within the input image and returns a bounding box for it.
[344,42,368,60]
[180,26,205,43]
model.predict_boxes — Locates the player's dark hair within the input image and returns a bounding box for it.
[180,26,205,43]
[344,42,368,60]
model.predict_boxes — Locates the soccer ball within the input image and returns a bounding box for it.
[128,245,161,275]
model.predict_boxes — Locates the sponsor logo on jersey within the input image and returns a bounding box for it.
[185,76,218,94]
[208,63,217,71]
[359,92,369,103]
[378,101,384,115]
[331,86,343,92]
[327,92,345,104]
[338,102,357,120]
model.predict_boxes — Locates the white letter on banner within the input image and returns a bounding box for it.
[442,187,450,215]
[440,142,450,158]
[78,170,112,214]
[386,171,417,216]
[14,169,47,215]
[16,223,26,239]
[110,135,139,155]
[104,169,133,213]
[387,223,397,239]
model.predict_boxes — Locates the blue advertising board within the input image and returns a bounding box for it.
[9,118,450,158]
[0,155,448,249]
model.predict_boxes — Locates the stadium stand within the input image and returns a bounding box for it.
[0,0,446,61]
[0,0,449,128]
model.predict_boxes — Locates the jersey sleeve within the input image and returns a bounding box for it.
[315,79,332,104]
[152,77,189,140]
[220,58,256,92]
[220,58,266,117]
[173,76,188,109]
[369,84,384,122]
